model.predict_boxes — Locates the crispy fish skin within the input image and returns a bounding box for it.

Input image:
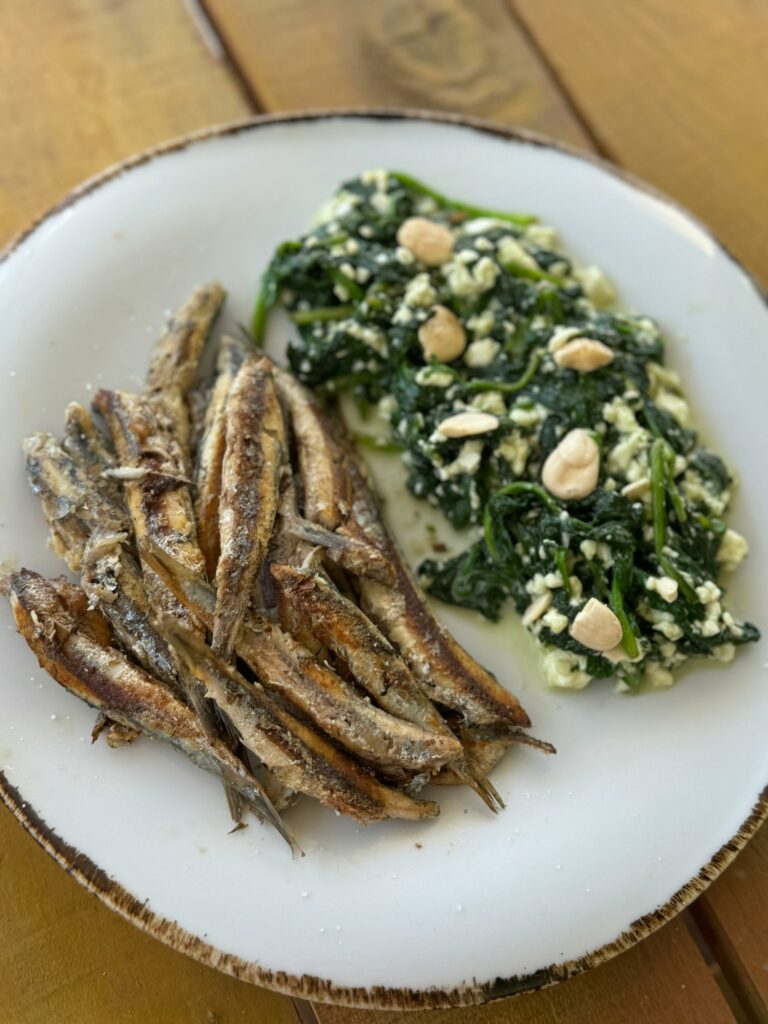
[145,283,225,466]
[3,570,294,848]
[140,544,454,774]
[270,564,457,741]
[62,403,123,504]
[165,620,439,824]
[213,356,285,660]
[270,362,351,530]
[195,336,246,577]
[341,458,531,729]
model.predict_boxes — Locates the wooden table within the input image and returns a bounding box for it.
[2,2,767,1021]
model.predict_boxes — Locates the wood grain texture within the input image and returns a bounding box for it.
[313,918,736,1023]
[692,826,768,1023]
[0,0,250,244]
[203,0,591,147]
[509,0,768,283]
[0,807,297,1024]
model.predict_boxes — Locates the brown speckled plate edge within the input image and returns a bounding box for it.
[2,109,767,1011]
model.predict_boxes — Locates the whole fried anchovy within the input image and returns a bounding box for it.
[195,336,246,577]
[270,362,351,530]
[2,570,296,851]
[23,432,180,692]
[212,356,285,661]
[145,283,225,469]
[340,457,531,730]
[93,388,246,820]
[164,618,439,824]
[140,544,455,775]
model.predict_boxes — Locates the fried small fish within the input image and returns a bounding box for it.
[213,356,285,661]
[340,458,531,730]
[195,336,246,577]
[270,361,351,530]
[3,570,295,850]
[164,618,439,824]
[146,283,225,469]
[141,544,455,775]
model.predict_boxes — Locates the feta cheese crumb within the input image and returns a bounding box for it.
[717,528,749,571]
[497,432,531,475]
[541,649,591,689]
[645,662,675,688]
[574,265,616,307]
[497,236,539,270]
[541,608,569,634]
[403,273,437,308]
[437,440,483,480]
[464,338,500,368]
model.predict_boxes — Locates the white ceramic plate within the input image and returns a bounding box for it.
[0,112,766,1010]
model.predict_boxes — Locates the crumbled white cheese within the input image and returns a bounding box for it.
[443,256,499,298]
[462,217,504,235]
[403,273,437,308]
[312,189,361,225]
[395,246,416,266]
[437,440,483,480]
[344,321,388,356]
[655,387,691,427]
[695,580,721,604]
[415,366,454,388]
[524,223,558,249]
[712,643,736,663]
[607,430,648,476]
[370,191,394,216]
[541,608,569,634]
[456,248,479,265]
[645,575,679,603]
[377,395,398,419]
[509,402,548,428]
[574,265,616,307]
[646,360,682,396]
[475,237,494,252]
[717,528,749,571]
[579,539,598,560]
[497,432,532,475]
[543,571,564,589]
[645,662,675,688]
[541,649,592,689]
[361,168,389,190]
[497,236,539,270]
[392,305,414,326]
[602,396,640,433]
[464,338,500,368]
[467,308,496,338]
[526,573,551,597]
[596,543,614,567]
[471,391,506,417]
[680,470,729,516]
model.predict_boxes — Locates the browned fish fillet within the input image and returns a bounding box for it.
[270,361,351,530]
[340,457,531,729]
[145,283,225,467]
[140,544,456,775]
[195,335,247,577]
[3,570,295,849]
[164,618,439,824]
[213,356,285,660]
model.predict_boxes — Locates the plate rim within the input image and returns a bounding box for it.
[2,107,767,1010]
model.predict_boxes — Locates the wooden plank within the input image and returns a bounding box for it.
[313,918,736,1023]
[509,0,768,283]
[0,0,251,244]
[692,825,768,1023]
[203,0,592,147]
[0,808,298,1024]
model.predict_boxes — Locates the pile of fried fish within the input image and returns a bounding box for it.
[5,285,552,852]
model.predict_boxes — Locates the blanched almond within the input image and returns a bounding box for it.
[397,217,454,266]
[554,337,614,372]
[418,305,466,362]
[569,598,624,652]
[436,411,499,438]
[541,428,600,501]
